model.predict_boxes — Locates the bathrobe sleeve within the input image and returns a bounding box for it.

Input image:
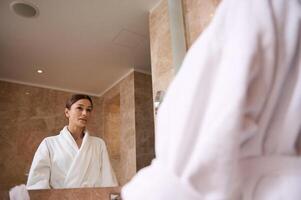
[99,139,118,187]
[122,0,301,199]
[26,139,51,190]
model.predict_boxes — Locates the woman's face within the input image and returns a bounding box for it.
[65,99,93,128]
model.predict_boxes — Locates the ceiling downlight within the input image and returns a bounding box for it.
[10,1,39,18]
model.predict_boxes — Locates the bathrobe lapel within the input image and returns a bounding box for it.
[60,127,93,188]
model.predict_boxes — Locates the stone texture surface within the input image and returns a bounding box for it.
[119,73,137,185]
[149,0,174,109]
[183,0,221,48]
[99,71,155,184]
[0,190,8,200]
[28,187,121,200]
[134,72,155,170]
[100,73,136,186]
[104,95,121,160]
[0,187,121,200]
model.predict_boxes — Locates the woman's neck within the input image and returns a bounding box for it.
[67,125,85,140]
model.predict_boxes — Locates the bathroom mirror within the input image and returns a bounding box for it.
[0,0,158,191]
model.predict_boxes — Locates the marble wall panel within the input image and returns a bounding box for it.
[149,0,174,106]
[100,71,155,183]
[183,0,221,48]
[100,72,137,186]
[28,187,120,200]
[103,93,122,184]
[134,72,155,170]
[119,73,137,185]
[104,95,121,159]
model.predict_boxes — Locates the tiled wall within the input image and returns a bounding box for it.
[0,187,121,200]
[0,71,154,190]
[134,72,155,171]
[28,187,121,200]
[100,72,136,186]
[149,0,174,105]
[149,0,221,105]
[183,0,221,48]
[100,71,155,184]
[104,95,121,168]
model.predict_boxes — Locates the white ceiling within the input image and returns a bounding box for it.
[0,0,160,96]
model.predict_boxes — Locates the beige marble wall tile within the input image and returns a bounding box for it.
[87,97,104,138]
[103,94,122,184]
[104,95,121,159]
[119,73,137,185]
[149,0,174,106]
[100,71,155,184]
[134,72,155,170]
[27,187,121,200]
[183,0,221,48]
[100,72,137,186]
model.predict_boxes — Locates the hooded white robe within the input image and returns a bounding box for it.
[26,126,118,189]
[122,0,301,199]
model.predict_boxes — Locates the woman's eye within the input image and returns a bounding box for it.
[77,107,83,110]
[87,109,92,112]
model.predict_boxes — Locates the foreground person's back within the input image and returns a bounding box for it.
[122,0,301,199]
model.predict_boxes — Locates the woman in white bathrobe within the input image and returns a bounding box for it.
[27,94,118,189]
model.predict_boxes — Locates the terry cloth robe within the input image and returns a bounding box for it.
[26,126,118,189]
[122,0,301,199]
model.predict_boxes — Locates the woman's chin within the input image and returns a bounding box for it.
[76,122,87,128]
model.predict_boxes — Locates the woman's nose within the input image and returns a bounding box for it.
[82,109,88,116]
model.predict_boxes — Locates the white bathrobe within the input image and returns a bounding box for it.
[26,126,118,189]
[122,0,301,199]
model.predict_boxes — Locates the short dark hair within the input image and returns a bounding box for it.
[65,94,93,109]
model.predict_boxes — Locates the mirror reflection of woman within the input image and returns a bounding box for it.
[27,94,118,189]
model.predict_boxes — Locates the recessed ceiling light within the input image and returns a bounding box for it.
[37,69,43,74]
[10,1,39,18]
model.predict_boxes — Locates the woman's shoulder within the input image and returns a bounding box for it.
[89,135,105,142]
[35,135,60,153]
[40,134,61,148]
[43,134,60,142]
[89,135,106,146]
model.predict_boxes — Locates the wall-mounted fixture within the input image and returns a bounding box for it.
[110,193,121,200]
[154,90,165,114]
